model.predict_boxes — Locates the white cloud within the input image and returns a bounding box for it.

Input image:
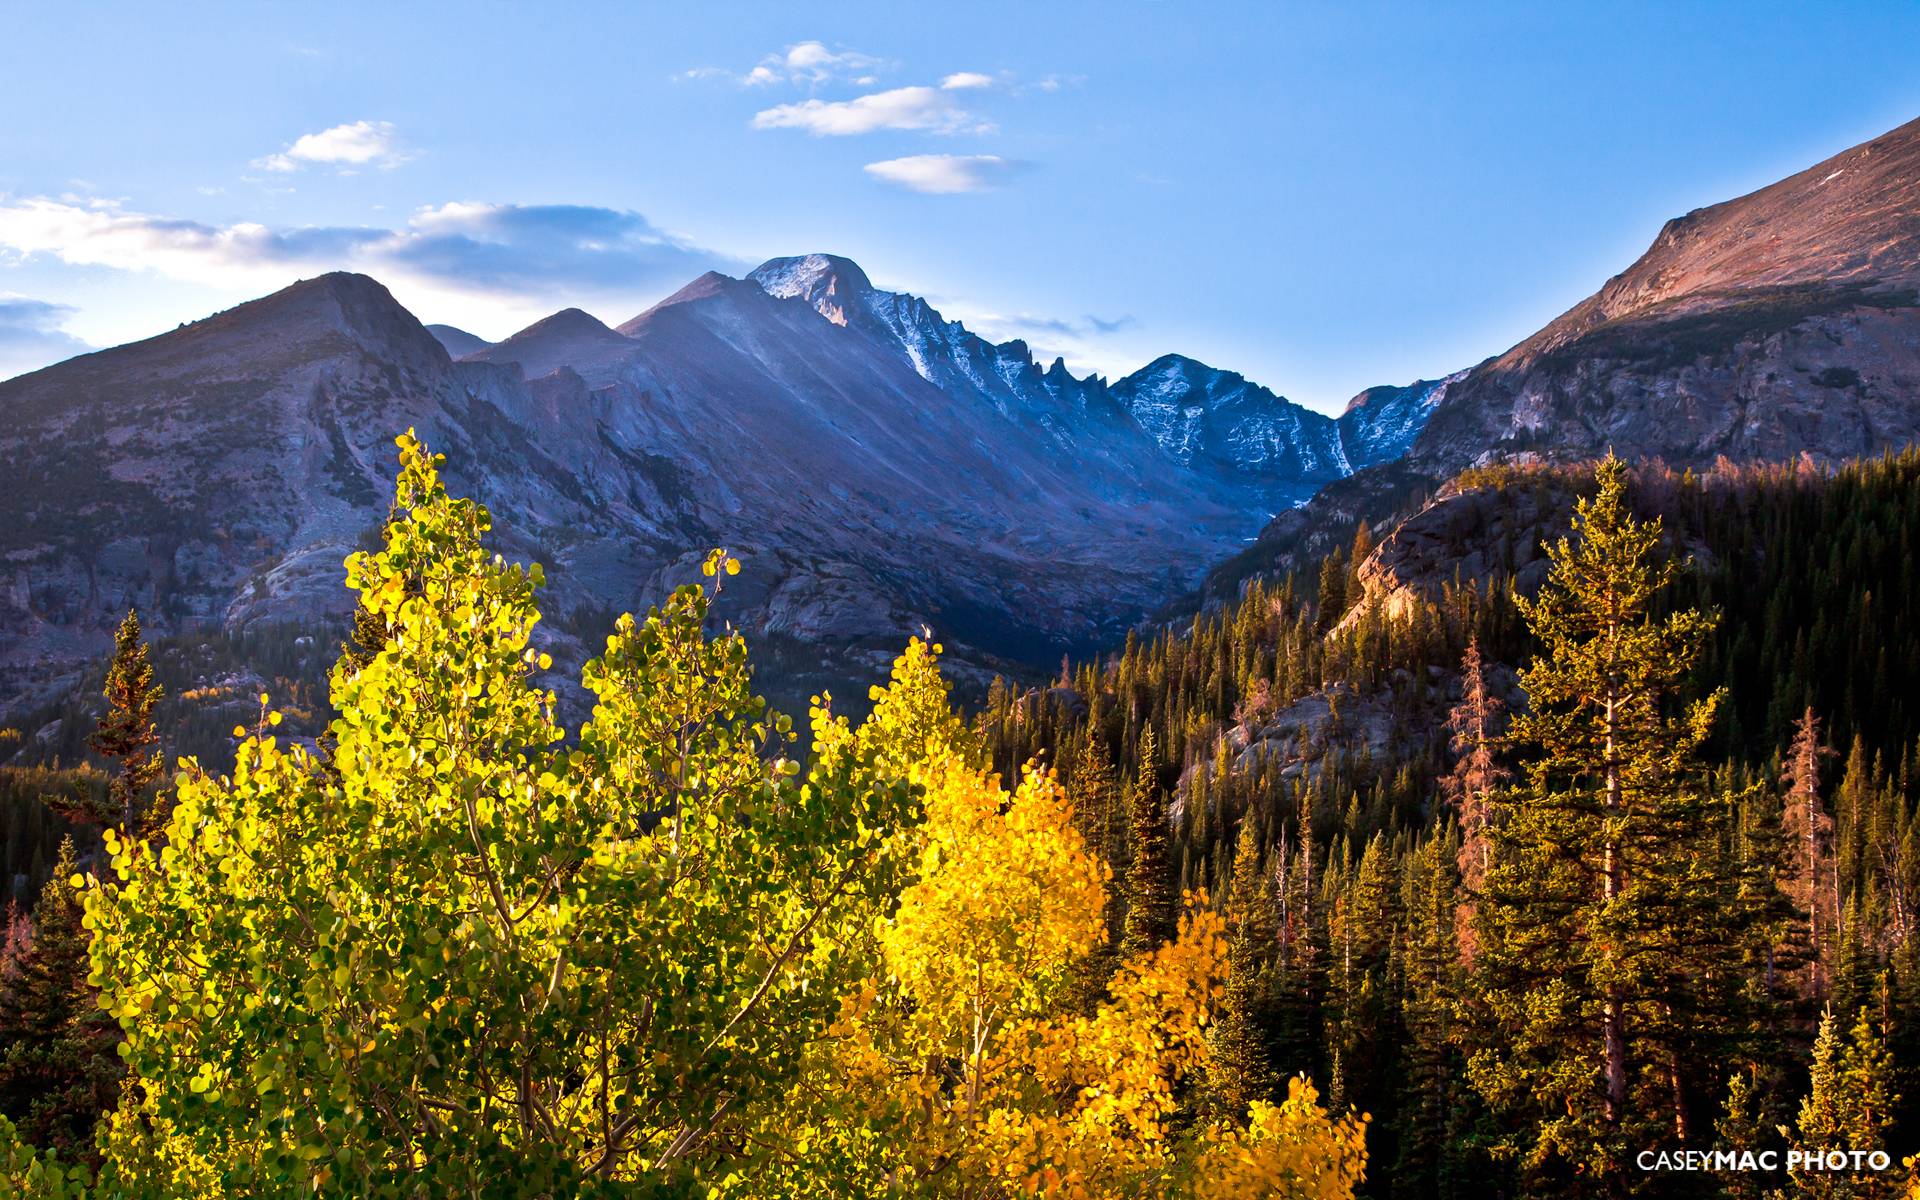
[753,87,987,137]
[255,120,412,173]
[863,154,1023,194]
[0,197,742,336]
[940,72,994,91]
[682,41,883,88]
[779,41,879,84]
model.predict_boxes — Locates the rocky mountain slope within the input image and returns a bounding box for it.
[1413,114,1920,473]
[1203,114,1920,605]
[0,256,1433,721]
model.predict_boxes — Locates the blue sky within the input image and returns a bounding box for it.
[1,1,1917,410]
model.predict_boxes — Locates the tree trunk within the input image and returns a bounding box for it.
[1602,685,1628,1128]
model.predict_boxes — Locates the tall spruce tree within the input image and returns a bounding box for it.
[1467,455,1742,1194]
[1122,726,1177,956]
[79,609,163,838]
[1792,1006,1900,1200]
[1443,635,1508,966]
[1207,816,1279,1116]
[1782,707,1838,1002]
[1069,733,1125,882]
[1394,828,1471,1200]
[0,838,120,1160]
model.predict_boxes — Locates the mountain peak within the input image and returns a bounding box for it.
[467,306,634,380]
[247,271,409,327]
[117,270,445,369]
[1139,352,1236,381]
[616,271,768,335]
[512,308,620,339]
[748,254,875,306]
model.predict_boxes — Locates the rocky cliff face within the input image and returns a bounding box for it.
[1411,116,1920,474]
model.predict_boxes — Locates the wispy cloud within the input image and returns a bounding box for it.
[681,41,883,88]
[936,303,1141,378]
[0,197,741,329]
[754,87,988,137]
[864,154,1023,194]
[940,72,995,91]
[0,295,92,381]
[254,120,413,173]
[970,310,1137,341]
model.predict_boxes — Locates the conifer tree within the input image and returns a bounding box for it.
[1062,732,1127,1007]
[1070,732,1125,879]
[1783,707,1838,1001]
[1123,726,1178,956]
[0,838,120,1160]
[1328,832,1399,1125]
[1208,817,1279,1116]
[1443,635,1507,963]
[1395,828,1469,1199]
[1838,1007,1898,1183]
[1793,1006,1900,1200]
[60,609,163,837]
[1468,454,1738,1191]
[1713,1069,1775,1200]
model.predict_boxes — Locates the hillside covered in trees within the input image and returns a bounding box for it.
[0,435,1914,1196]
[979,450,1920,1197]
[0,435,1372,1199]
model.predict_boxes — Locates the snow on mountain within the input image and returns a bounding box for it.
[1336,370,1467,469]
[747,256,1444,512]
[1109,354,1366,509]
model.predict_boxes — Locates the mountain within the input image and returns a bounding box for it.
[746,255,1374,513]
[1412,115,1920,473]
[1110,355,1350,499]
[465,307,637,380]
[0,256,1432,724]
[1336,373,1462,466]
[1202,115,1920,603]
[1105,357,1461,505]
[424,324,492,358]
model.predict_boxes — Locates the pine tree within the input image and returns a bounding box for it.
[1069,732,1125,882]
[1122,727,1177,956]
[1469,455,1739,1192]
[1782,706,1838,1001]
[1207,816,1278,1116]
[1793,1006,1900,1200]
[0,838,120,1160]
[1442,635,1507,965]
[1327,832,1399,1126]
[1837,1007,1898,1185]
[1395,828,1469,1199]
[1713,1066,1789,1200]
[75,609,163,838]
